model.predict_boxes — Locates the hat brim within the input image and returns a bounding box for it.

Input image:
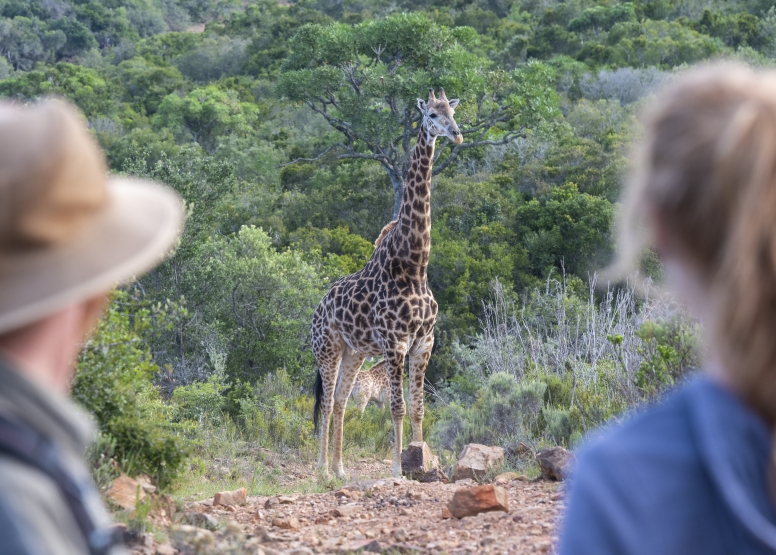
[0,178,184,334]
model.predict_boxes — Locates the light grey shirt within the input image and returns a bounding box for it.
[0,353,127,555]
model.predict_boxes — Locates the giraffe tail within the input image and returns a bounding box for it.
[313,367,323,435]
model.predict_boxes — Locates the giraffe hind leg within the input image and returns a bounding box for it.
[331,348,367,479]
[313,335,343,477]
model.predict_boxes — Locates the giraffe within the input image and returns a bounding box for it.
[350,360,390,413]
[312,88,462,478]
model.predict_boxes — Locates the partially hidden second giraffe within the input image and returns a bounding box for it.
[350,360,390,413]
[312,88,462,478]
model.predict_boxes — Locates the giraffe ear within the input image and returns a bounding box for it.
[448,98,460,109]
[417,98,428,114]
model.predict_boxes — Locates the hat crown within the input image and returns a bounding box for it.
[0,99,108,253]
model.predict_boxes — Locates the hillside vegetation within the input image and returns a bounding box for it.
[4,0,772,490]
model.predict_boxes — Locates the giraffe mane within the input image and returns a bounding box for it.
[374,219,398,248]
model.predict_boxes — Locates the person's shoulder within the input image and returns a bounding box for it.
[0,456,89,555]
[577,379,700,473]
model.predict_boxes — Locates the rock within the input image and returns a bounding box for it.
[536,447,576,481]
[213,487,247,506]
[264,497,279,509]
[271,517,301,530]
[334,489,361,501]
[288,549,315,555]
[388,544,423,554]
[454,478,475,486]
[107,474,145,510]
[441,507,452,519]
[339,539,382,553]
[155,544,176,555]
[184,512,218,530]
[399,507,412,516]
[401,441,440,479]
[494,472,522,485]
[277,495,296,504]
[393,528,409,542]
[136,474,157,494]
[417,467,449,484]
[447,484,509,519]
[170,525,214,553]
[331,503,359,517]
[452,444,505,482]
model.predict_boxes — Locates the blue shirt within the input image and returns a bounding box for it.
[559,376,776,554]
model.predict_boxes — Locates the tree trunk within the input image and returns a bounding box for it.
[390,171,404,220]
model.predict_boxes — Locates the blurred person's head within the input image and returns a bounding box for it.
[0,98,183,394]
[616,63,776,422]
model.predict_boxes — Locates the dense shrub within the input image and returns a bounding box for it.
[73,292,188,489]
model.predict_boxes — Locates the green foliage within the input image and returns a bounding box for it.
[73,292,188,489]
[190,226,324,381]
[635,317,701,398]
[515,182,615,279]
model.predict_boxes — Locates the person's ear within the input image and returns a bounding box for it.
[417,98,428,114]
[448,98,460,109]
[80,293,109,340]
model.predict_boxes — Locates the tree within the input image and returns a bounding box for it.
[153,85,260,153]
[278,13,559,217]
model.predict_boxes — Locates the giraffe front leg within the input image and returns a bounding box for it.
[408,333,434,443]
[331,349,366,480]
[385,349,407,478]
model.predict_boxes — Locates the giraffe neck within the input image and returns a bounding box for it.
[393,121,435,275]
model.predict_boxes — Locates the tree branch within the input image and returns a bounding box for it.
[432,128,526,175]
[278,143,347,167]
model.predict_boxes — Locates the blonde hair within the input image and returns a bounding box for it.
[617,63,776,423]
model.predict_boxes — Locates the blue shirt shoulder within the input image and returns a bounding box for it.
[559,377,776,555]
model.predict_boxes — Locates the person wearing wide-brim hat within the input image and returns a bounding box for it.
[0,98,183,554]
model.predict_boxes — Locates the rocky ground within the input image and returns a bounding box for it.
[125,457,565,555]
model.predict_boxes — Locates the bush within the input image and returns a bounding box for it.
[73,291,188,489]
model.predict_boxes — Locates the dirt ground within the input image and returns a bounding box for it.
[128,459,565,555]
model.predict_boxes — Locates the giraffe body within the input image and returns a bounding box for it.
[312,89,462,478]
[351,360,390,413]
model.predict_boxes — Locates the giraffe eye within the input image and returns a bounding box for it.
[429,113,438,119]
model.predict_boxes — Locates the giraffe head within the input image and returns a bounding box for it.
[417,88,462,144]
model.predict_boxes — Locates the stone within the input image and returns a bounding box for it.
[452,444,505,482]
[393,528,409,542]
[536,447,576,481]
[271,517,301,530]
[388,544,423,554]
[155,544,176,555]
[339,539,382,553]
[184,512,218,530]
[264,497,279,509]
[107,474,145,510]
[332,504,359,517]
[494,472,522,485]
[288,549,315,555]
[170,525,214,552]
[447,484,509,519]
[213,487,247,506]
[334,489,361,501]
[277,495,296,504]
[417,467,449,484]
[441,507,452,519]
[401,441,440,479]
[136,474,157,494]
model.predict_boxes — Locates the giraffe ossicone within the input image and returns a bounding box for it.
[311,88,462,479]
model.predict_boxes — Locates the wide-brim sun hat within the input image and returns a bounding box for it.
[0,98,184,334]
